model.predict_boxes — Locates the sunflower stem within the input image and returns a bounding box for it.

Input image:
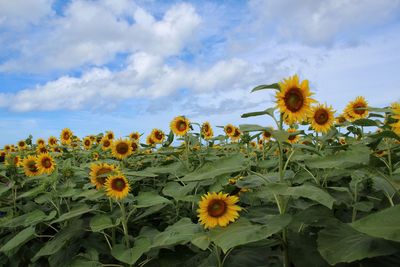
[118,201,130,247]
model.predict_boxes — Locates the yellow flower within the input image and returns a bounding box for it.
[36,153,56,175]
[150,129,165,144]
[224,124,235,137]
[230,127,242,142]
[105,131,115,140]
[129,132,140,141]
[60,128,73,145]
[36,138,46,146]
[201,122,214,140]
[83,137,92,150]
[92,152,99,161]
[131,141,139,153]
[287,128,299,144]
[170,116,190,136]
[36,145,49,154]
[339,137,347,145]
[197,192,241,229]
[101,137,113,151]
[146,135,156,146]
[343,96,369,122]
[105,173,130,200]
[111,139,133,160]
[276,75,315,125]
[90,162,118,189]
[48,136,58,147]
[262,128,273,141]
[17,140,27,150]
[23,155,40,177]
[309,104,335,133]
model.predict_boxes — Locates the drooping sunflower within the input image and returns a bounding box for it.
[230,127,242,142]
[170,116,190,136]
[197,192,241,229]
[36,138,46,146]
[150,129,165,144]
[224,124,235,137]
[343,96,369,122]
[60,128,73,145]
[201,122,214,140]
[111,139,133,160]
[105,173,130,200]
[146,135,156,146]
[309,104,335,133]
[36,145,48,154]
[83,137,92,150]
[335,115,346,124]
[23,155,40,177]
[48,136,58,147]
[105,131,115,140]
[36,153,56,175]
[276,75,315,125]
[129,132,140,141]
[101,137,113,151]
[262,128,273,141]
[287,128,300,144]
[90,162,118,189]
[17,140,27,150]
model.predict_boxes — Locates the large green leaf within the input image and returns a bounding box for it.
[209,215,291,253]
[251,83,280,92]
[317,223,398,265]
[111,238,151,265]
[238,124,267,132]
[241,108,275,118]
[257,183,335,209]
[135,191,171,208]
[51,204,93,224]
[162,182,196,201]
[90,214,115,232]
[0,181,14,196]
[181,154,247,182]
[0,226,36,252]
[351,205,400,242]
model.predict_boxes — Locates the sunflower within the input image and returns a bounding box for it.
[4,145,11,152]
[111,139,133,160]
[36,138,46,146]
[101,137,113,151]
[36,153,56,175]
[105,131,115,140]
[262,128,273,141]
[89,135,96,142]
[257,139,264,149]
[201,122,214,140]
[83,137,92,150]
[5,154,20,166]
[150,129,165,144]
[146,135,156,146]
[224,124,235,137]
[131,141,139,153]
[343,96,369,122]
[249,141,257,148]
[90,162,118,189]
[129,132,140,141]
[105,173,130,200]
[276,75,315,125]
[391,121,400,135]
[339,137,347,145]
[48,136,58,147]
[17,140,27,150]
[287,128,299,144]
[60,128,73,145]
[36,145,48,154]
[0,151,6,163]
[309,104,335,133]
[391,102,400,120]
[170,116,190,136]
[230,127,242,142]
[92,152,99,161]
[197,192,241,229]
[10,146,16,152]
[23,155,40,177]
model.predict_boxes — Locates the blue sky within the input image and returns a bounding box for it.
[1,0,400,146]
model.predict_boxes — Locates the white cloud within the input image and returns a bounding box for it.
[0,1,201,72]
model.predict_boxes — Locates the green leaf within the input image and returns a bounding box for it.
[0,226,35,252]
[181,154,247,182]
[191,234,210,250]
[162,182,196,201]
[241,108,275,118]
[209,215,291,253]
[272,130,290,143]
[90,215,114,232]
[257,183,335,209]
[251,83,279,92]
[238,124,267,132]
[353,119,380,127]
[135,191,171,208]
[51,205,93,223]
[17,186,44,199]
[351,205,400,242]
[111,238,151,265]
[317,223,397,265]
[151,218,202,248]
[0,181,14,196]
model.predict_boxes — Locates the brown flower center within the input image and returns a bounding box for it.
[353,104,366,115]
[288,133,297,141]
[131,142,138,151]
[18,141,25,147]
[85,140,91,146]
[263,130,271,138]
[203,124,210,132]
[39,147,47,153]
[314,109,329,125]
[176,121,187,131]
[107,133,114,139]
[226,126,233,134]
[116,142,129,154]
[41,157,52,168]
[96,167,112,185]
[207,199,227,217]
[154,131,163,141]
[63,132,70,140]
[28,161,38,172]
[111,178,126,192]
[103,140,111,147]
[284,88,304,112]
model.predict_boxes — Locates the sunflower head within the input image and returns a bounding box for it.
[343,96,369,122]
[131,141,139,153]
[23,155,40,177]
[83,137,92,150]
[101,137,113,151]
[146,135,156,146]
[36,145,48,154]
[0,151,6,163]
[90,162,118,189]
[310,104,335,133]
[105,131,115,140]
[197,192,241,229]
[36,138,46,146]
[105,173,130,200]
[170,116,190,136]
[262,128,273,141]
[4,145,11,152]
[287,128,299,144]
[335,115,347,124]
[151,129,165,144]
[92,152,99,161]
[36,153,56,175]
[129,132,140,141]
[48,136,58,147]
[339,137,347,145]
[230,127,242,142]
[224,124,235,137]
[4,154,21,166]
[60,128,73,145]
[276,75,315,125]
[111,139,133,160]
[18,140,27,150]
[201,122,214,140]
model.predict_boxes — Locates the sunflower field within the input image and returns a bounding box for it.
[1,75,400,267]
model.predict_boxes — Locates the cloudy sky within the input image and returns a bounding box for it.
[1,0,400,146]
